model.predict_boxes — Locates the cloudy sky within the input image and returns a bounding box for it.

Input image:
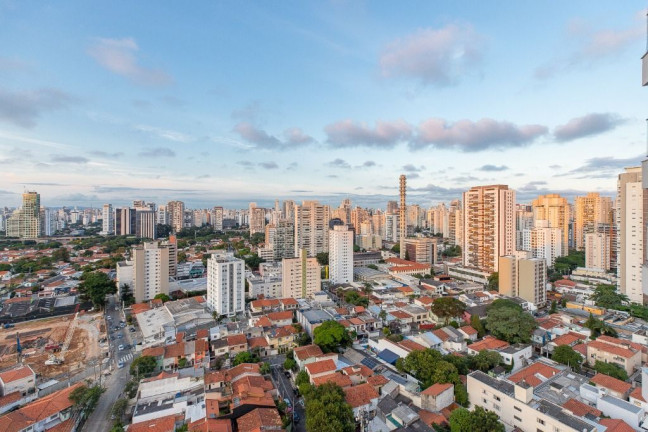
[0,1,646,209]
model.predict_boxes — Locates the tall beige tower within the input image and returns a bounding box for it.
[399,175,406,259]
[294,201,330,257]
[132,241,170,303]
[574,193,612,251]
[463,185,515,273]
[167,200,185,233]
[617,167,644,303]
[6,191,41,239]
[531,194,570,257]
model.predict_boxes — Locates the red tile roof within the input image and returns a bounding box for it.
[468,336,509,352]
[305,359,336,376]
[399,339,426,352]
[344,383,380,408]
[367,375,389,387]
[630,386,645,402]
[551,332,586,347]
[0,366,34,384]
[248,337,269,349]
[418,410,448,427]
[421,382,453,397]
[562,398,602,417]
[267,311,293,321]
[236,408,282,432]
[458,326,477,336]
[588,340,636,359]
[141,371,178,383]
[128,415,177,432]
[312,373,353,388]
[390,310,413,320]
[591,373,632,395]
[293,344,323,361]
[226,334,248,346]
[599,419,635,432]
[508,362,560,388]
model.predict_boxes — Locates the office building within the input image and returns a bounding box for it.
[167,201,185,233]
[404,238,437,266]
[207,252,245,317]
[329,225,353,284]
[265,220,295,261]
[521,220,562,267]
[101,204,114,235]
[385,213,399,242]
[574,193,612,251]
[212,206,223,231]
[282,249,321,299]
[6,191,41,239]
[585,232,611,271]
[531,194,570,257]
[463,185,515,273]
[499,255,547,306]
[132,241,171,303]
[294,201,330,257]
[136,209,157,239]
[115,207,137,236]
[617,167,644,304]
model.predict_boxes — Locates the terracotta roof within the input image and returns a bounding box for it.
[599,419,635,432]
[340,365,373,378]
[164,342,185,359]
[280,298,299,306]
[205,371,226,385]
[573,343,587,357]
[367,375,389,387]
[390,310,413,320]
[312,373,353,388]
[196,329,209,339]
[630,386,645,402]
[587,340,636,359]
[226,334,248,346]
[508,362,560,388]
[226,363,261,381]
[468,336,509,352]
[399,339,426,352]
[562,398,602,417]
[250,299,280,309]
[591,373,632,395]
[0,366,34,384]
[417,297,435,305]
[349,317,364,325]
[141,371,178,383]
[254,317,272,327]
[597,335,643,352]
[267,311,293,321]
[131,303,152,315]
[0,392,22,408]
[0,383,81,432]
[128,414,177,432]
[554,278,576,287]
[459,326,477,336]
[3,297,30,304]
[335,307,349,315]
[293,345,323,361]
[248,337,269,349]
[343,383,380,408]
[418,410,447,427]
[551,332,586,347]
[188,418,232,432]
[421,382,453,397]
[397,286,414,293]
[432,329,450,342]
[142,346,165,357]
[354,306,366,313]
[236,408,282,432]
[305,359,336,376]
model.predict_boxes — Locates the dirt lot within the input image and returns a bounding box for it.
[0,312,105,379]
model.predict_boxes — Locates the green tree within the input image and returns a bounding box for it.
[178,357,188,368]
[316,252,329,266]
[594,360,628,381]
[130,355,158,377]
[233,351,258,365]
[52,247,70,263]
[313,321,352,353]
[391,244,400,254]
[430,297,466,325]
[260,362,271,375]
[591,284,628,309]
[111,399,128,420]
[284,358,297,371]
[550,300,557,314]
[296,370,310,387]
[552,345,582,371]
[486,306,536,343]
[344,291,369,307]
[304,383,355,432]
[471,350,502,372]
[487,272,499,291]
[78,271,117,309]
[470,315,486,338]
[244,254,264,270]
[69,385,104,414]
[154,293,171,303]
[397,349,463,389]
[449,407,504,432]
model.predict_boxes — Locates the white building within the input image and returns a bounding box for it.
[207,252,245,317]
[329,225,353,284]
[132,241,171,303]
[617,167,643,304]
[522,220,562,267]
[585,232,610,271]
[101,204,114,235]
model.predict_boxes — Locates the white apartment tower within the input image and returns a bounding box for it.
[463,185,515,273]
[531,194,570,257]
[101,204,114,235]
[617,167,644,303]
[294,201,330,257]
[521,220,562,267]
[585,232,611,271]
[132,241,170,303]
[207,252,245,317]
[329,225,353,284]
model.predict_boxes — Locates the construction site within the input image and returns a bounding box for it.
[0,311,106,379]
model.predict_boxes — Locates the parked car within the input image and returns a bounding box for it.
[117,361,124,368]
[284,398,292,407]
[129,327,136,332]
[118,344,124,350]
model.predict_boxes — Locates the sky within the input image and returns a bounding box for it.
[0,1,647,209]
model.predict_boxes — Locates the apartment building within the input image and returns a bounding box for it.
[522,220,562,267]
[585,232,611,271]
[404,238,437,266]
[499,256,547,307]
[167,200,185,233]
[132,241,171,303]
[329,225,353,284]
[294,201,330,257]
[282,249,321,299]
[617,167,644,304]
[532,194,570,257]
[586,335,642,376]
[6,191,41,239]
[207,252,245,317]
[574,193,612,251]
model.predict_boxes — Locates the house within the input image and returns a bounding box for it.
[0,365,36,397]
[226,334,249,357]
[236,408,283,432]
[498,344,532,372]
[466,336,509,356]
[420,383,454,412]
[305,359,337,383]
[432,327,466,352]
[344,383,380,418]
[507,362,560,388]
[458,326,478,342]
[545,332,586,355]
[586,336,642,376]
[129,414,178,432]
[591,373,632,400]
[293,345,324,369]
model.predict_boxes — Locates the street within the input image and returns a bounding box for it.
[270,363,305,432]
[83,294,137,432]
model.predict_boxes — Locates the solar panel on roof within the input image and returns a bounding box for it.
[361,356,380,370]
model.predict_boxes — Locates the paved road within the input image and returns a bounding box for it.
[82,294,136,432]
[270,363,305,432]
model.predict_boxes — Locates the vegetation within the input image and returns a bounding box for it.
[130,355,158,377]
[390,244,400,254]
[78,271,117,309]
[244,254,264,270]
[153,293,171,303]
[260,362,271,375]
[594,360,628,381]
[430,297,466,325]
[316,252,329,266]
[283,358,297,371]
[584,313,618,339]
[111,399,128,420]
[550,250,585,280]
[470,315,486,338]
[344,291,369,307]
[550,300,557,313]
[69,384,104,415]
[471,350,502,372]
[552,345,582,371]
[448,407,505,432]
[442,245,461,257]
[232,351,260,365]
[313,321,352,353]
[485,300,536,343]
[487,272,498,291]
[304,383,355,432]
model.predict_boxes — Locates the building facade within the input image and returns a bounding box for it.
[329,225,353,284]
[207,252,245,317]
[282,249,321,299]
[617,167,644,304]
[294,201,330,257]
[132,241,171,303]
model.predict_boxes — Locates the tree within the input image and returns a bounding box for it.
[344,291,369,307]
[233,351,257,365]
[260,362,271,375]
[430,298,466,325]
[296,332,312,346]
[316,252,329,266]
[154,293,171,303]
[52,247,70,263]
[244,254,264,271]
[304,383,355,432]
[69,385,104,414]
[78,271,117,309]
[470,315,486,338]
[552,345,582,372]
[111,399,128,420]
[397,349,460,389]
[471,350,502,372]
[367,264,378,270]
[313,321,352,353]
[178,357,188,368]
[594,360,628,381]
[487,272,499,291]
[156,224,172,238]
[296,370,310,387]
[486,305,536,343]
[379,309,387,323]
[591,284,628,309]
[130,355,158,377]
[550,300,557,314]
[391,244,400,254]
[449,407,504,432]
[284,358,297,371]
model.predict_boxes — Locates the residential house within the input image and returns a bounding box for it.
[420,383,454,412]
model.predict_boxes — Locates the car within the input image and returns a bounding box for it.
[117,361,124,368]
[120,322,126,328]
[129,327,136,332]
[118,344,124,350]
[284,371,291,378]
[294,413,300,423]
[117,334,123,339]
[106,316,112,320]
[284,398,291,407]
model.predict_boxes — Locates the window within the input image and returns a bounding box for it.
[537,419,545,425]
[514,416,522,422]
[514,406,522,412]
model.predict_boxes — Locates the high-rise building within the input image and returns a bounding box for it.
[249,203,266,235]
[132,241,170,303]
[617,167,644,303]
[207,252,244,317]
[115,207,137,235]
[521,220,562,267]
[515,204,534,250]
[385,213,399,242]
[212,206,224,231]
[404,238,437,266]
[6,191,41,239]
[463,185,515,273]
[531,194,570,257]
[448,200,463,247]
[167,235,178,277]
[265,220,295,261]
[294,201,330,257]
[399,175,406,259]
[40,208,56,237]
[498,255,547,306]
[167,201,185,233]
[156,205,168,226]
[282,200,296,221]
[101,204,114,235]
[329,225,353,284]
[135,210,157,239]
[574,193,612,251]
[282,249,321,299]
[585,231,611,271]
[386,201,398,214]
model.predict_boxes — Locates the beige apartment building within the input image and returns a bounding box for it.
[574,192,612,251]
[282,249,321,299]
[585,232,611,271]
[617,167,644,304]
[404,237,437,266]
[132,241,171,303]
[6,191,41,239]
[249,202,266,235]
[167,200,185,233]
[294,201,330,257]
[586,336,642,376]
[462,185,515,273]
[531,194,570,256]
[467,371,596,432]
[499,256,547,306]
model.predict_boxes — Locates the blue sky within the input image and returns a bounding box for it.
[0,1,646,209]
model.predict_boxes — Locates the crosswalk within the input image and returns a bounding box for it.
[119,353,133,363]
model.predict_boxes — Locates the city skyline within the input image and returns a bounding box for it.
[0,2,646,208]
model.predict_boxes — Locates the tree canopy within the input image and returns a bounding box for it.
[471,350,502,372]
[313,321,352,353]
[430,297,466,325]
[594,360,628,381]
[552,345,582,372]
[130,355,158,377]
[304,383,355,432]
[232,351,260,365]
[449,407,505,432]
[78,271,117,309]
[344,291,369,307]
[591,284,628,309]
[487,272,499,291]
[154,293,171,303]
[316,252,329,266]
[486,305,536,343]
